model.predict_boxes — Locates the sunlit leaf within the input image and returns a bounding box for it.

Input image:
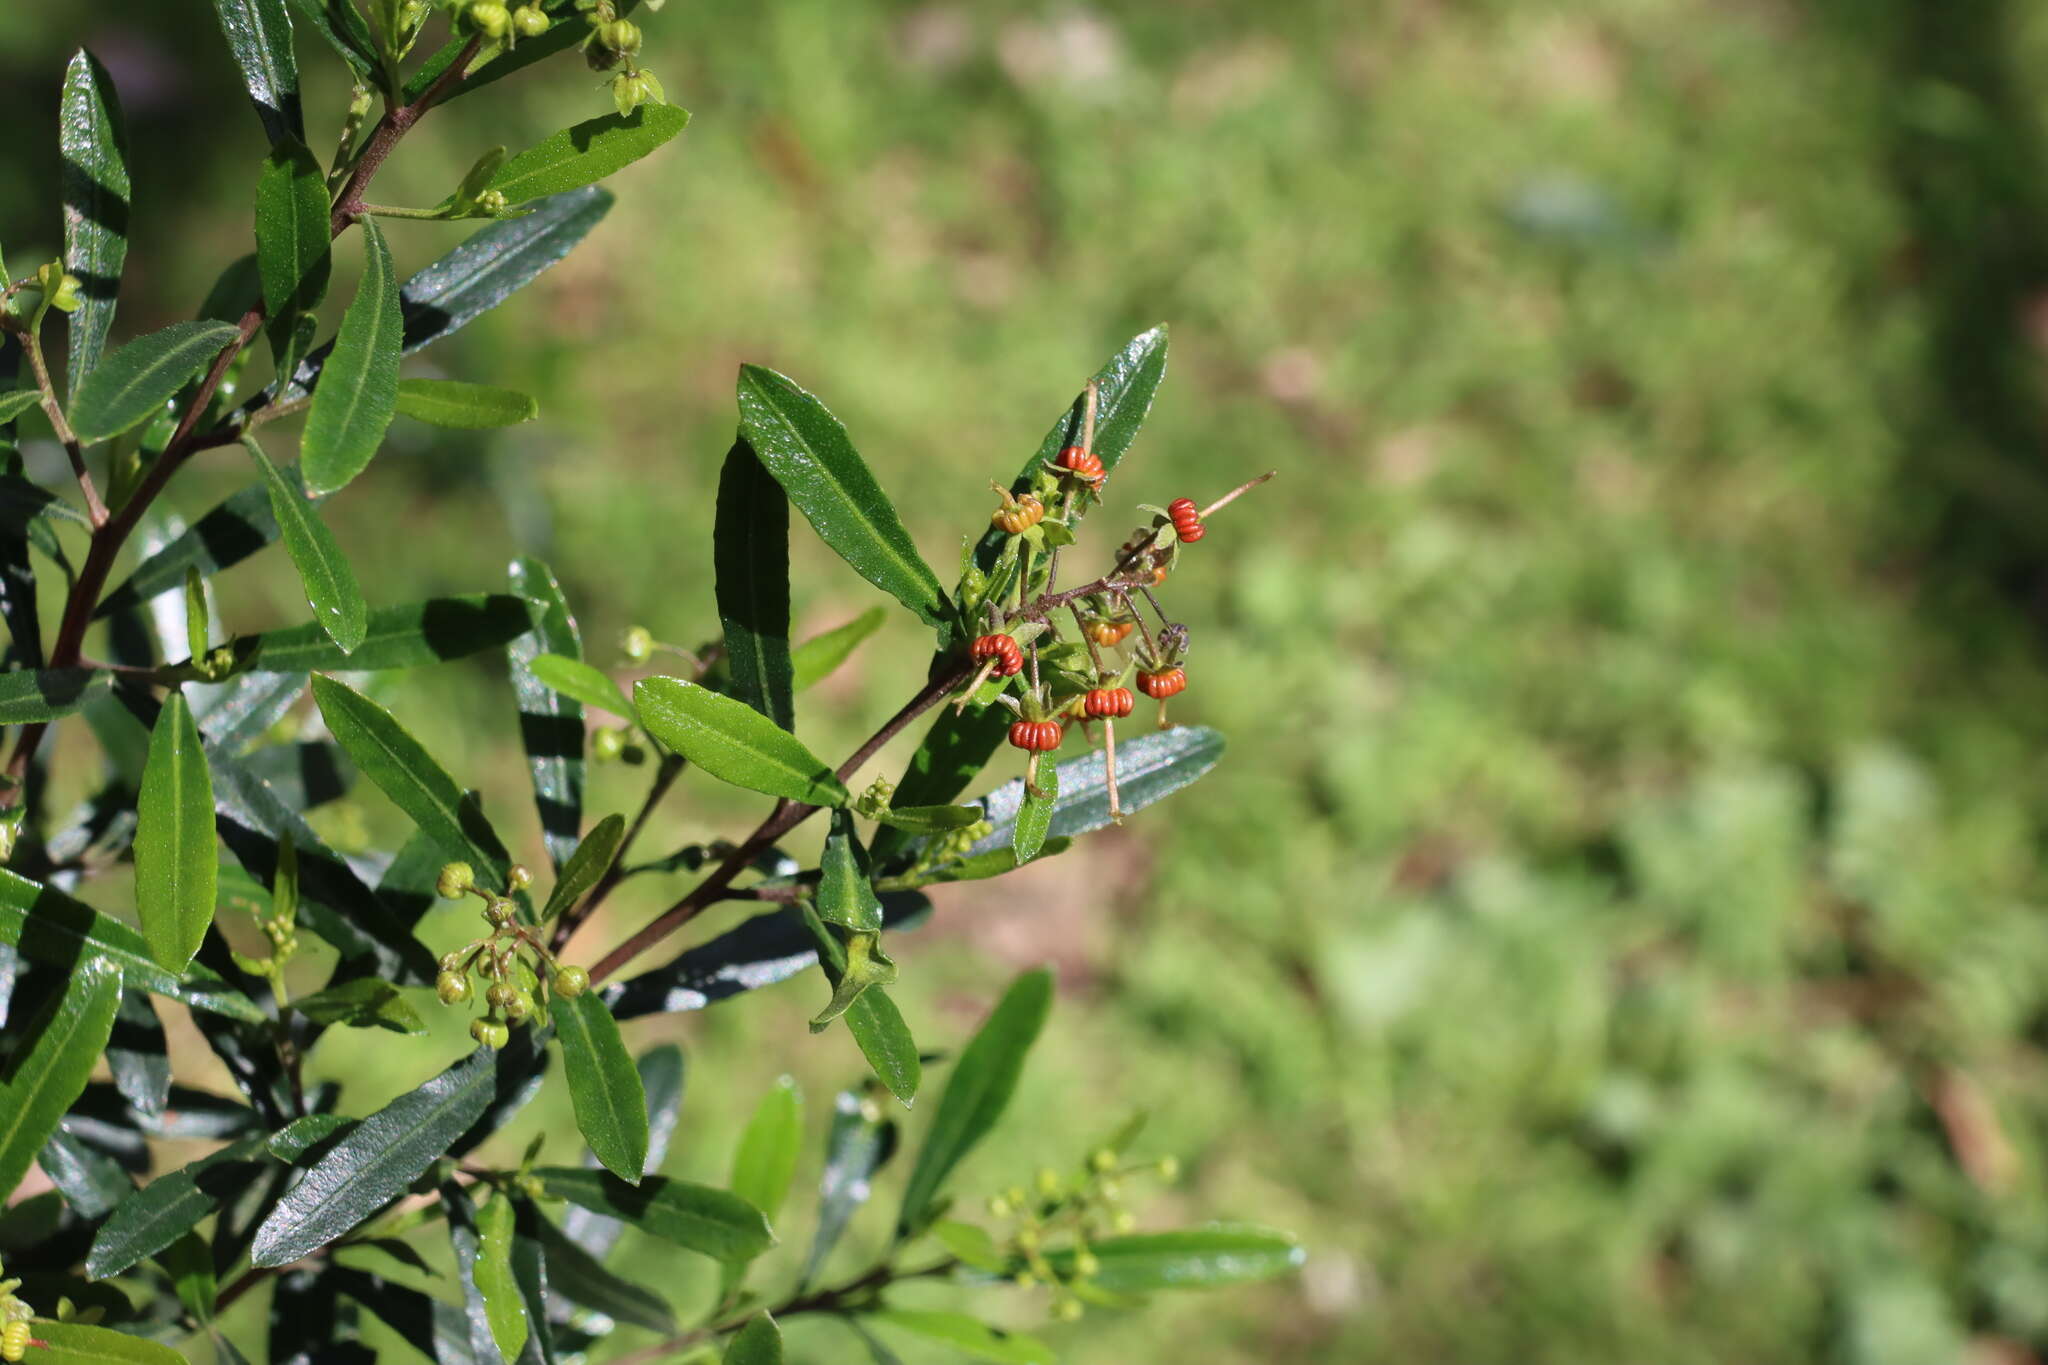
[59,49,131,384]
[791,606,887,691]
[0,959,121,1201]
[394,378,537,428]
[555,991,649,1184]
[535,1167,773,1262]
[509,558,584,869]
[247,436,366,653]
[302,220,400,496]
[135,689,217,972]
[865,1310,1052,1365]
[210,0,303,144]
[635,676,847,807]
[69,321,240,446]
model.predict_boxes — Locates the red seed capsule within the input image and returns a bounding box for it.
[1056,445,1104,479]
[1008,719,1064,751]
[990,493,1046,535]
[1167,496,1205,543]
[970,634,1024,677]
[1085,620,1133,647]
[1137,667,1186,699]
[1083,687,1135,719]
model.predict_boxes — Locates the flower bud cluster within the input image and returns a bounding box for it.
[433,862,591,1049]
[976,1138,1183,1322]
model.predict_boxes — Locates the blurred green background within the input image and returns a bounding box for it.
[14,0,2048,1361]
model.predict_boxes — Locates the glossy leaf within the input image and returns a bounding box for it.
[865,1311,1052,1365]
[288,978,425,1034]
[559,1043,685,1255]
[210,0,302,144]
[162,1228,218,1322]
[136,689,217,971]
[509,558,584,870]
[535,1168,773,1262]
[394,378,538,428]
[715,437,794,730]
[478,105,690,206]
[474,1193,529,1363]
[724,1315,783,1365]
[25,1321,190,1364]
[736,366,949,628]
[802,1088,898,1287]
[531,1214,678,1335]
[871,804,982,836]
[286,0,376,78]
[0,869,262,1020]
[897,968,1053,1234]
[0,959,121,1200]
[312,674,512,877]
[962,726,1224,859]
[87,1135,268,1278]
[59,50,131,385]
[235,594,533,673]
[0,667,109,724]
[302,220,401,496]
[555,991,649,1184]
[542,812,626,921]
[792,607,886,691]
[96,472,321,620]
[69,320,239,446]
[247,437,365,652]
[527,653,633,720]
[730,1077,802,1224]
[817,810,882,933]
[251,1047,499,1265]
[844,980,919,1107]
[1012,759,1055,865]
[254,136,330,343]
[1041,1226,1305,1292]
[636,676,847,807]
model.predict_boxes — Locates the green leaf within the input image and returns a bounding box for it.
[1013,759,1055,865]
[473,1193,529,1363]
[930,1220,1005,1272]
[210,0,303,144]
[735,366,949,628]
[311,674,511,878]
[69,320,240,446]
[0,390,43,425]
[897,968,1053,1234]
[87,1135,269,1278]
[961,726,1224,859]
[107,988,171,1117]
[393,378,537,428]
[287,977,425,1033]
[0,869,262,1020]
[481,105,691,205]
[801,905,920,1104]
[802,1086,898,1287]
[1040,1226,1305,1292]
[730,1077,802,1223]
[286,0,377,78]
[25,1320,191,1364]
[557,1043,686,1255]
[535,1168,773,1262]
[975,325,1168,573]
[136,689,217,972]
[527,652,633,721]
[871,804,982,836]
[183,566,210,665]
[817,810,882,933]
[509,558,584,870]
[530,1214,678,1335]
[247,436,366,653]
[59,50,131,385]
[96,472,321,620]
[724,1315,783,1365]
[0,959,121,1201]
[907,840,1071,886]
[791,606,886,691]
[0,667,110,724]
[714,437,794,731]
[255,136,331,350]
[865,1310,1053,1365]
[234,594,533,673]
[251,1047,499,1265]
[555,991,650,1184]
[390,188,612,358]
[302,220,401,495]
[161,1228,218,1322]
[635,676,847,807]
[542,813,626,920]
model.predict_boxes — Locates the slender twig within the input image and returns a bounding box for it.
[606,1259,960,1365]
[13,326,106,525]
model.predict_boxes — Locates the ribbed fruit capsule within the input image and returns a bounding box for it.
[991,493,1046,535]
[1083,687,1135,719]
[1008,719,1064,752]
[1055,445,1104,479]
[970,633,1025,677]
[1138,667,1186,699]
[1085,620,1133,647]
[2,1321,28,1363]
[1167,496,1206,543]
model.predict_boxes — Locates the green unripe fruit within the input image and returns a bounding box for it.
[554,966,590,999]
[463,1,510,37]
[486,982,514,1010]
[507,864,533,893]
[436,971,471,1005]
[504,988,534,1022]
[592,727,626,761]
[486,899,515,928]
[600,18,641,52]
[1035,1166,1062,1197]
[437,862,475,899]
[621,625,654,662]
[987,1195,1012,1218]
[512,4,549,36]
[1089,1148,1117,1173]
[471,1019,509,1049]
[1155,1155,1180,1181]
[1075,1250,1101,1277]
[1052,1298,1083,1323]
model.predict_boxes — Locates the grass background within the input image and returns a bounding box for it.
[11,1,2048,1361]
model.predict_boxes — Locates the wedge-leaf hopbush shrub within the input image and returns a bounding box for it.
[0,2,1298,1360]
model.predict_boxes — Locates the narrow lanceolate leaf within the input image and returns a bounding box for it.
[0,391,43,425]
[135,689,216,972]
[1039,1227,1305,1292]
[251,1048,499,1265]
[394,378,538,428]
[69,321,240,446]
[23,1321,190,1364]
[96,472,321,619]
[844,982,919,1108]
[86,1135,268,1278]
[730,1078,802,1224]
[527,653,633,720]
[288,978,425,1034]
[714,438,793,730]
[802,1088,899,1287]
[473,1193,529,1363]
[0,958,121,1200]
[302,220,401,495]
[735,367,949,628]
[235,594,533,673]
[531,1215,678,1335]
[872,804,981,836]
[554,991,650,1184]
[865,1311,1053,1365]
[0,869,262,1021]
[0,667,109,724]
[247,437,366,653]
[975,325,1169,572]
[286,0,376,78]
[59,50,131,385]
[1012,760,1055,865]
[254,136,330,340]
[559,1043,687,1255]
[211,0,303,144]
[817,810,882,933]
[724,1315,783,1365]
[482,105,691,205]
[542,813,626,920]
[535,1168,773,1262]
[791,606,887,691]
[961,726,1224,859]
[636,677,847,807]
[897,968,1054,1234]
[510,558,584,871]
[311,674,512,879]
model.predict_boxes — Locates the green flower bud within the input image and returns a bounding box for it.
[463,1,510,38]
[486,899,516,929]
[1052,1298,1083,1323]
[506,864,533,893]
[46,273,82,314]
[1075,1250,1100,1277]
[600,18,641,52]
[554,965,590,999]
[621,625,654,663]
[486,982,514,1010]
[512,4,550,37]
[584,36,623,71]
[592,727,627,761]
[611,71,649,117]
[504,988,534,1022]
[476,188,507,214]
[987,1195,1012,1219]
[1089,1148,1117,1173]
[437,861,475,899]
[1112,1209,1137,1233]
[471,1018,509,1049]
[1015,1225,1040,1252]
[436,971,471,1005]
[1035,1167,1062,1197]
[1155,1155,1180,1181]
